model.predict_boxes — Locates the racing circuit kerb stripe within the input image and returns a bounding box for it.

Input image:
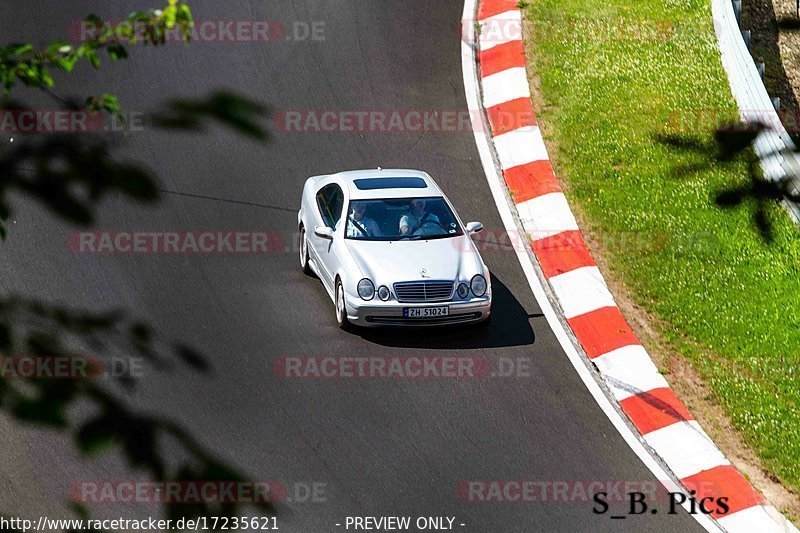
[473,2,795,531]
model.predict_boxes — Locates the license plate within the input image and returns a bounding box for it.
[404,306,449,318]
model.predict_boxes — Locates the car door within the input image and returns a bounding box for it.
[311,182,345,291]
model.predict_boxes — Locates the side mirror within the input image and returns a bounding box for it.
[314,226,334,239]
[466,222,484,235]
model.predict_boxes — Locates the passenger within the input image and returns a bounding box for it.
[347,201,382,237]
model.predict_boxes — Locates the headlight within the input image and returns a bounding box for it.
[378,285,391,301]
[456,283,470,299]
[470,274,487,297]
[357,278,375,300]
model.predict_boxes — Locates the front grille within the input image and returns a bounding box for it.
[393,280,454,302]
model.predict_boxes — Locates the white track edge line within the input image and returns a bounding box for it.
[461,0,720,530]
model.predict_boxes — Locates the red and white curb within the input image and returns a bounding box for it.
[470,0,796,530]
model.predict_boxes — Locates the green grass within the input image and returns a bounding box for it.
[521,0,800,491]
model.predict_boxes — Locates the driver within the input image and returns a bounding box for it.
[399,198,440,235]
[347,201,382,237]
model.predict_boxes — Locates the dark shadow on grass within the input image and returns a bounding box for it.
[654,122,800,243]
[777,15,800,31]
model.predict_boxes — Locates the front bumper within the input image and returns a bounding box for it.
[345,296,491,327]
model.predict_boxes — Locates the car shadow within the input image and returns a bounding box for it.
[354,273,538,349]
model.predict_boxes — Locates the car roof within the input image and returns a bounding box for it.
[329,169,444,200]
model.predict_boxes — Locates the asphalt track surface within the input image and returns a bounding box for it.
[0,1,704,531]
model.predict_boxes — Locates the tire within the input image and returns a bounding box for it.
[335,279,351,331]
[299,227,312,275]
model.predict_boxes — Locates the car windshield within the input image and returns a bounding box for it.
[344,197,464,241]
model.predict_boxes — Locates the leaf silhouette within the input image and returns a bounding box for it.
[0,1,275,526]
[174,343,210,372]
[754,207,774,244]
[76,414,118,457]
[715,186,749,207]
[153,91,271,141]
[715,121,766,160]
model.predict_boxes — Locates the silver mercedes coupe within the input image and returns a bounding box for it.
[297,169,492,329]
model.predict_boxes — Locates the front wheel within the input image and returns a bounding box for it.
[335,279,351,331]
[299,227,312,275]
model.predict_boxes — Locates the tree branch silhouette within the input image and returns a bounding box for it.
[657,119,800,243]
[0,2,276,529]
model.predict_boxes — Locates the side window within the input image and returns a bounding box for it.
[329,185,344,229]
[315,187,331,227]
[315,184,344,229]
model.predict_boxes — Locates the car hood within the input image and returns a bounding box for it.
[344,235,484,284]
